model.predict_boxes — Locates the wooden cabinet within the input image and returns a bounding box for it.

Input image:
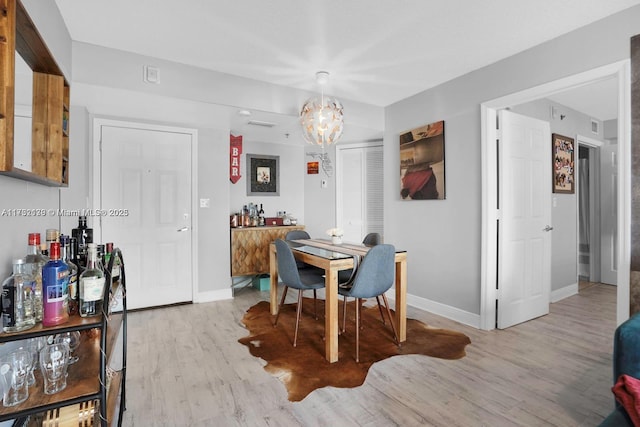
[0,249,127,427]
[0,0,71,186]
[231,226,304,276]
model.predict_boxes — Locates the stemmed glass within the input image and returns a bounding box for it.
[53,331,81,364]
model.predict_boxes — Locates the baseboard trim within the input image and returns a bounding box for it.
[551,282,579,303]
[386,290,481,329]
[194,288,233,303]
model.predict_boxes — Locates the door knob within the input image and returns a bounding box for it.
[543,225,554,232]
[177,226,189,232]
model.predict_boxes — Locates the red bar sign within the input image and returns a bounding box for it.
[230,135,242,183]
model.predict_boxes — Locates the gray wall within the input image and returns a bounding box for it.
[384,5,640,317]
[229,141,306,224]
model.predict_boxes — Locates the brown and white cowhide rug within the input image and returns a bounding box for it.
[238,298,471,401]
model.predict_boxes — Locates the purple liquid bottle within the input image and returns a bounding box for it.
[42,242,70,326]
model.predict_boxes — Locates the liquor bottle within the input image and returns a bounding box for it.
[79,243,105,318]
[45,228,59,248]
[71,237,84,276]
[60,235,78,316]
[25,233,48,322]
[41,242,70,326]
[105,242,120,282]
[1,258,36,332]
[96,244,106,273]
[72,215,93,267]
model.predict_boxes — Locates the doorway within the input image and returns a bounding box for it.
[480,61,631,330]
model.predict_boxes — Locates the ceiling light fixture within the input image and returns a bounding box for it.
[300,71,344,146]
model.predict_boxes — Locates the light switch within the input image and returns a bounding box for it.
[200,198,210,208]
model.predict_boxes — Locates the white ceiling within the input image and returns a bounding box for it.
[54,0,639,107]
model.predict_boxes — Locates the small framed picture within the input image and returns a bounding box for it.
[246,154,279,196]
[552,133,574,194]
[307,161,319,174]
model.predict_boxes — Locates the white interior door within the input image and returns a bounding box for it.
[100,124,193,309]
[600,143,618,285]
[336,144,383,244]
[497,110,551,329]
[338,148,365,243]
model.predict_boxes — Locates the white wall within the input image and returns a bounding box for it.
[384,5,640,318]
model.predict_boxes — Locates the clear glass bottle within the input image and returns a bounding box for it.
[41,242,69,326]
[60,235,78,316]
[72,215,93,268]
[25,232,48,322]
[1,258,36,332]
[79,243,105,318]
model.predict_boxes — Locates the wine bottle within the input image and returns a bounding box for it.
[1,258,36,332]
[79,243,105,318]
[41,242,70,326]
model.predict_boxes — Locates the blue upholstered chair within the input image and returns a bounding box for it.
[273,239,326,347]
[338,244,398,362]
[362,232,381,246]
[285,230,311,241]
[599,313,640,426]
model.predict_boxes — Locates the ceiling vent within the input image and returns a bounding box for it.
[247,120,277,128]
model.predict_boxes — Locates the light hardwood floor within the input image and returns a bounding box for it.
[122,283,617,426]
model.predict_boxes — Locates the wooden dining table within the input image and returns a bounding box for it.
[269,238,407,363]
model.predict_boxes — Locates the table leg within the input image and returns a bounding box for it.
[395,258,407,342]
[325,268,339,362]
[270,245,279,315]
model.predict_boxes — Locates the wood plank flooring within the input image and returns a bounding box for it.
[122,283,617,426]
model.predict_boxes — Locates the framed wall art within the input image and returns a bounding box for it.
[246,154,279,196]
[399,120,445,200]
[552,133,575,194]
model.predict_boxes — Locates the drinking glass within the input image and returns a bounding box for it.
[54,331,81,364]
[39,343,69,395]
[0,349,31,406]
[15,343,38,387]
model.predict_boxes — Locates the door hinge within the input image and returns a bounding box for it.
[495,288,501,299]
[99,139,102,152]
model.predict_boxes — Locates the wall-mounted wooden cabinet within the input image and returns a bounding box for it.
[0,0,70,187]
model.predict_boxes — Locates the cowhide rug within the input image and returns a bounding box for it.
[238,298,471,401]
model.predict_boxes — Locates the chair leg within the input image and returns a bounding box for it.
[355,298,361,363]
[293,290,304,347]
[381,294,399,345]
[274,286,289,327]
[313,289,318,320]
[358,299,364,330]
[341,296,348,333]
[376,296,386,324]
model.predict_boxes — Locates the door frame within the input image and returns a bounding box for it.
[480,60,631,330]
[92,118,199,303]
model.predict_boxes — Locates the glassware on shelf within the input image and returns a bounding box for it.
[54,331,81,364]
[15,343,38,387]
[39,343,69,395]
[0,349,31,406]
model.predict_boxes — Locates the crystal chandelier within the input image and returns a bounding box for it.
[300,71,344,145]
